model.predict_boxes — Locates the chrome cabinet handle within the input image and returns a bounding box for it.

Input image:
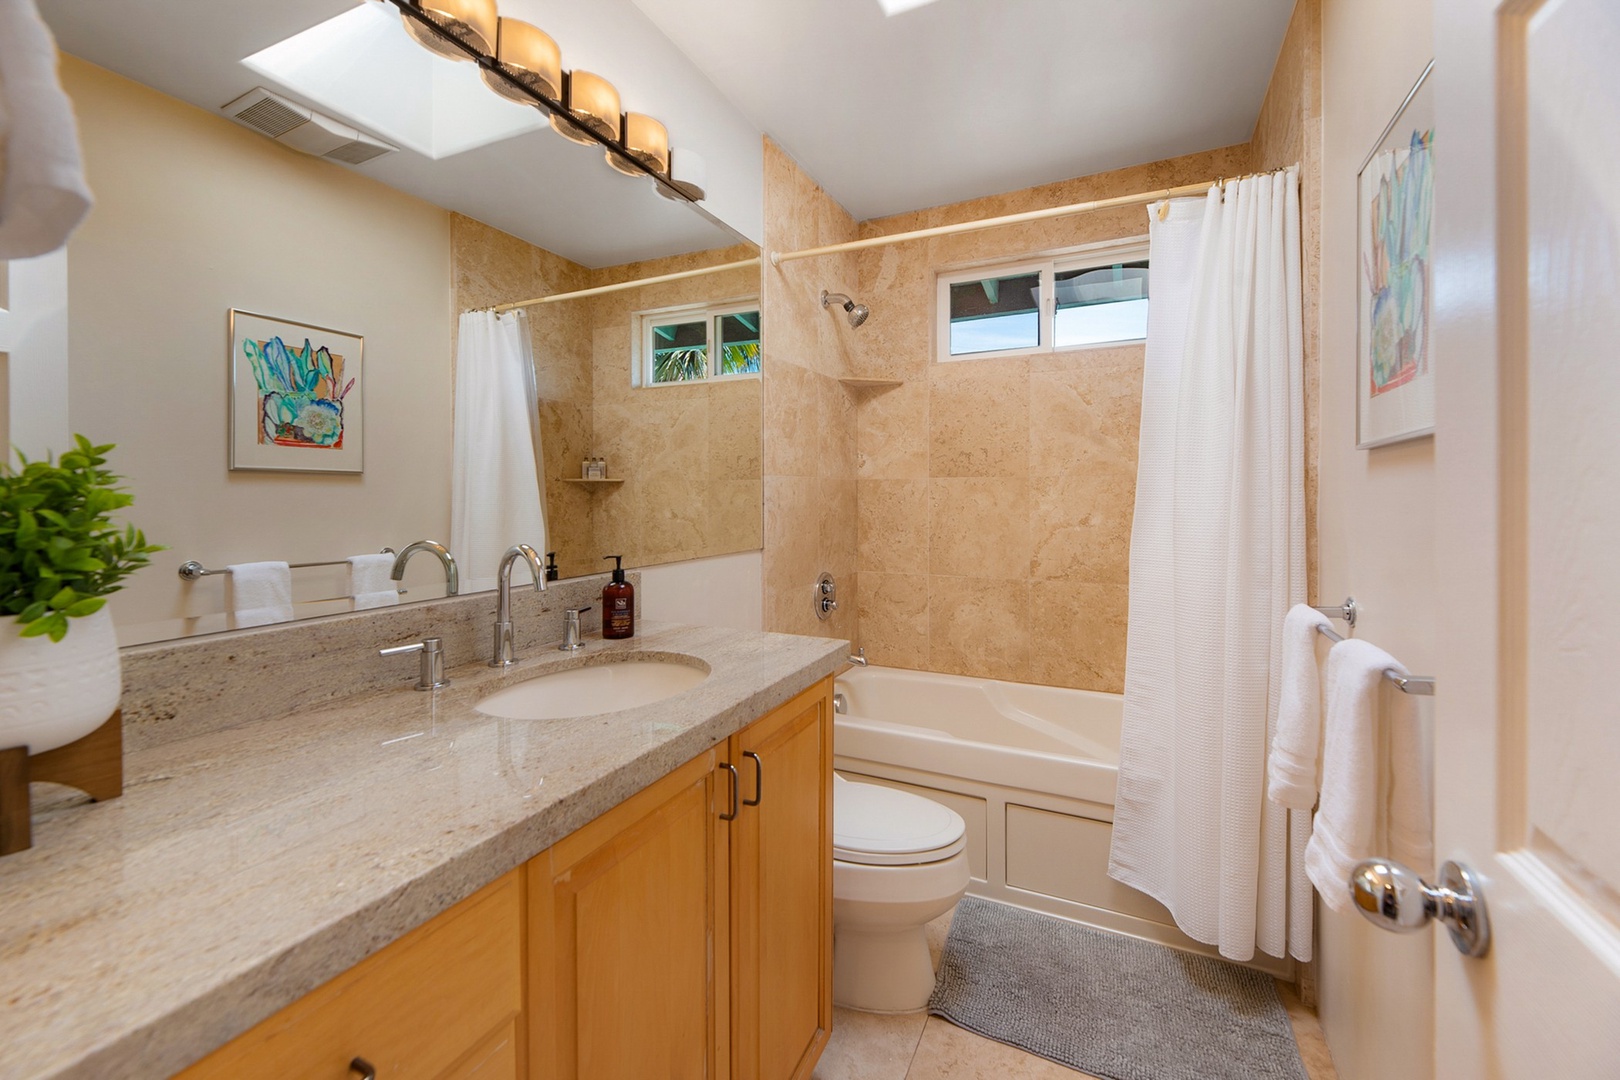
[1349,858,1490,958]
[719,763,740,821]
[742,750,763,807]
[349,1058,377,1079]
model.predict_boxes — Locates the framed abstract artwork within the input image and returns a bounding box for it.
[1357,60,1435,449]
[229,310,364,473]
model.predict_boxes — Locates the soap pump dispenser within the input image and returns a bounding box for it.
[601,555,634,639]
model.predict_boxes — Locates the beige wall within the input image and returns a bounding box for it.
[1315,0,1437,1077]
[845,145,1251,692]
[61,57,455,645]
[759,138,861,641]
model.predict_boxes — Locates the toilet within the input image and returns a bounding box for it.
[832,773,970,1013]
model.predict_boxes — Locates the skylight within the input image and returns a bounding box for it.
[243,3,546,161]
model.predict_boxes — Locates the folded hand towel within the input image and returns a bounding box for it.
[1305,639,1433,912]
[0,0,93,258]
[1267,604,1333,809]
[348,553,399,610]
[228,561,293,628]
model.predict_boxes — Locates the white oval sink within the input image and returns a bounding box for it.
[475,658,709,720]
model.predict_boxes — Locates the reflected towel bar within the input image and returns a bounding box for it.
[178,549,401,585]
[1312,596,1435,696]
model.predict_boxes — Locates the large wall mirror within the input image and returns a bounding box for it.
[24,0,762,646]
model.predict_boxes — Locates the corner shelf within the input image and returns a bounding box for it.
[838,377,903,390]
[561,477,626,487]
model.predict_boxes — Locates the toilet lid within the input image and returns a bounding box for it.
[833,776,967,866]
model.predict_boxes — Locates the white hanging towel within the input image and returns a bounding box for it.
[1305,638,1434,912]
[228,561,293,628]
[451,309,547,593]
[1267,604,1333,809]
[0,0,93,258]
[348,553,399,610]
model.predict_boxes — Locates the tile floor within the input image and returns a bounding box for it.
[813,908,1339,1080]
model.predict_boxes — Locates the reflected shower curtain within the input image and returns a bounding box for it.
[1107,169,1311,962]
[451,309,548,594]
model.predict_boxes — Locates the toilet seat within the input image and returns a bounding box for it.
[833,775,967,866]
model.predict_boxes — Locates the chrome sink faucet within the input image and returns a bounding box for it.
[491,544,546,667]
[390,539,460,595]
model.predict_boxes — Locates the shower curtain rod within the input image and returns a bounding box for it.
[488,257,762,313]
[768,170,1278,266]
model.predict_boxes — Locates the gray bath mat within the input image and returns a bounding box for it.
[928,896,1308,1080]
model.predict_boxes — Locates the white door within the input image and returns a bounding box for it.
[1432,0,1620,1073]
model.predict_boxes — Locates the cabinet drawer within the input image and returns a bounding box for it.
[179,871,523,1080]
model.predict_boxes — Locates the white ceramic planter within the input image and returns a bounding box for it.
[0,608,122,754]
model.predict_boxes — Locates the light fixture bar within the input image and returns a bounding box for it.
[384,0,695,202]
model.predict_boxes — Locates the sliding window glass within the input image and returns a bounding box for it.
[936,241,1148,362]
[637,300,762,386]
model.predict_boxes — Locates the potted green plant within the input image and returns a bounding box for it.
[0,437,160,754]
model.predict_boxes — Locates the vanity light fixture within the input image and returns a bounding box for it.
[390,0,700,201]
[479,17,561,105]
[399,0,497,61]
[607,113,669,176]
[551,70,621,144]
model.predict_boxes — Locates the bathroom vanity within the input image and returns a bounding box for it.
[0,620,842,1080]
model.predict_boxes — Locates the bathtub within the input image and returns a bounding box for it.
[833,665,1289,975]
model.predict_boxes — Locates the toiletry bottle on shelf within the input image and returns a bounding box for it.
[581,456,593,480]
[601,555,634,639]
[545,551,559,582]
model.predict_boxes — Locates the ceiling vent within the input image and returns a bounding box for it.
[220,88,398,166]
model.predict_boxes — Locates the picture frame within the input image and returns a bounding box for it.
[1356,59,1435,449]
[229,310,364,473]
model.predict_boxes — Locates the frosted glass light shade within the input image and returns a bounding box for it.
[606,113,669,176]
[401,0,496,61]
[654,147,708,202]
[550,70,619,144]
[480,18,561,104]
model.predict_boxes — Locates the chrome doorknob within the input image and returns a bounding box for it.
[1349,858,1490,958]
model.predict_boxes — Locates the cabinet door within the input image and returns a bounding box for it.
[730,679,834,1080]
[529,748,730,1080]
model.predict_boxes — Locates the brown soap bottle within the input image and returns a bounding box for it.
[601,555,634,639]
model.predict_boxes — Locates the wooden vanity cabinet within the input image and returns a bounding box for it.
[528,677,834,1080]
[176,870,524,1080]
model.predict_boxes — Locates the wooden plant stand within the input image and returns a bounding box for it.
[0,711,123,856]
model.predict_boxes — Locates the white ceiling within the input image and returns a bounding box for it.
[36,0,749,267]
[629,0,1297,221]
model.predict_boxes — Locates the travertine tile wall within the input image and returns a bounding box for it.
[760,138,861,641]
[1251,0,1324,602]
[583,252,762,572]
[450,217,764,580]
[846,147,1254,693]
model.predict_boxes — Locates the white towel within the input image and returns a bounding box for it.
[228,561,293,628]
[1305,639,1433,912]
[1267,604,1333,809]
[0,0,93,258]
[347,553,399,610]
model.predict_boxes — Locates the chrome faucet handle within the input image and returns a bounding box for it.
[559,606,593,651]
[379,637,449,691]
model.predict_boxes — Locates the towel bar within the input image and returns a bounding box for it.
[1312,598,1435,696]
[178,549,396,581]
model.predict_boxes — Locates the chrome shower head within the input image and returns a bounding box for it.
[821,290,870,329]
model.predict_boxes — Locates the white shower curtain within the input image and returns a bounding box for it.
[1107,169,1311,962]
[451,309,548,594]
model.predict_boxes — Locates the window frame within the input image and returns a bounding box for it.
[633,296,762,389]
[935,236,1150,364]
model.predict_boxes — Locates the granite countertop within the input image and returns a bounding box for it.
[0,621,847,1080]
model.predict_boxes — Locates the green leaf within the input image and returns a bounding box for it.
[62,596,105,618]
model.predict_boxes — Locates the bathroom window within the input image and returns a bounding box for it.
[937,239,1149,361]
[635,301,761,386]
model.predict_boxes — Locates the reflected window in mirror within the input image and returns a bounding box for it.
[638,301,761,386]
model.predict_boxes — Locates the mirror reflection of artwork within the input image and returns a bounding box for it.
[1357,60,1435,448]
[229,311,365,472]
